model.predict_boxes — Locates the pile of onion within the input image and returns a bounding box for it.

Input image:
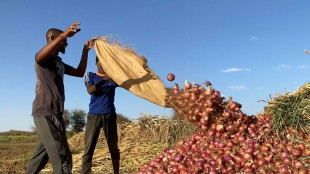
[136,81,310,174]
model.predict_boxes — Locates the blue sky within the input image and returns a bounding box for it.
[1,1,310,132]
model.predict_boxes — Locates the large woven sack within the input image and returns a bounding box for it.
[93,37,169,107]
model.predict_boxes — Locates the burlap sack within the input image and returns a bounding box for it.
[93,37,169,107]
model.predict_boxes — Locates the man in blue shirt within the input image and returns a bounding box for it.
[82,57,120,174]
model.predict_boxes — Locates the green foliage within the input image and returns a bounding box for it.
[70,109,87,132]
[170,110,185,121]
[0,130,36,136]
[63,109,71,128]
[117,113,131,123]
[0,135,37,142]
[66,129,76,139]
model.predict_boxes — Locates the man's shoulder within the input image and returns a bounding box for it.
[86,72,96,77]
[85,72,96,82]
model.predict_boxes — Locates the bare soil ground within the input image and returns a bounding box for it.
[0,140,37,173]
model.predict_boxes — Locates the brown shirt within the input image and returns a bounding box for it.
[32,56,73,116]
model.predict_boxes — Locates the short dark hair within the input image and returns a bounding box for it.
[46,28,63,41]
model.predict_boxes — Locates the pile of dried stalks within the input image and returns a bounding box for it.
[66,114,197,173]
[264,82,310,142]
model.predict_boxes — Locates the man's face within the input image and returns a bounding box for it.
[59,38,68,54]
[52,31,67,54]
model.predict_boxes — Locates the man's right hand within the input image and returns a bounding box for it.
[62,21,81,38]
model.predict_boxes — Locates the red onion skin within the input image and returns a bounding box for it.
[279,166,288,174]
[281,151,289,159]
[215,124,224,133]
[208,171,217,174]
[264,154,273,163]
[282,157,292,165]
[294,160,304,169]
[296,143,305,151]
[167,73,175,81]
[291,149,302,158]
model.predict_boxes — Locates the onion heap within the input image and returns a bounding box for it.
[136,80,310,174]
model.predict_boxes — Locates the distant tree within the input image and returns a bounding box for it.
[116,113,131,124]
[171,110,184,120]
[63,109,71,129]
[31,126,38,134]
[70,109,86,132]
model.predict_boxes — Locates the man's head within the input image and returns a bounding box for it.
[46,28,68,54]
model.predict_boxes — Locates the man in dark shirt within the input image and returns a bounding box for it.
[26,21,93,174]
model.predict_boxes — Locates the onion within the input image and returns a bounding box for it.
[282,157,292,165]
[281,151,289,159]
[222,112,231,118]
[244,146,253,154]
[279,166,288,174]
[208,170,217,174]
[194,134,202,141]
[264,154,273,163]
[291,149,302,158]
[237,135,245,142]
[257,158,266,167]
[215,124,224,133]
[218,142,226,149]
[183,91,191,99]
[298,168,309,174]
[199,117,208,126]
[255,152,264,159]
[223,154,232,162]
[271,146,278,154]
[249,123,256,129]
[294,160,304,169]
[302,148,310,155]
[251,163,258,170]
[190,94,198,102]
[237,111,244,118]
[264,116,271,123]
[206,99,213,107]
[167,73,175,81]
[239,126,245,132]
[205,88,212,96]
[177,162,186,171]
[184,81,192,90]
[214,90,220,96]
[226,140,234,148]
[286,144,294,152]
[260,144,269,153]
[205,81,212,87]
[170,165,179,173]
[244,167,253,173]
[274,160,283,168]
[192,84,200,93]
[201,124,208,131]
[243,152,253,161]
[296,143,305,151]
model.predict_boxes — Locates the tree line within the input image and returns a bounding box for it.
[63,109,131,133]
[31,109,131,135]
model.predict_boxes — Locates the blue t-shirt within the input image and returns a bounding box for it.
[85,72,118,114]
